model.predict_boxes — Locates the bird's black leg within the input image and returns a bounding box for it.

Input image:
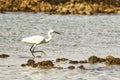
[30,44,35,58]
[30,44,46,58]
[30,45,34,53]
[32,44,37,53]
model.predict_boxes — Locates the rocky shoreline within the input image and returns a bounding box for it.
[0,0,120,15]
[21,55,120,69]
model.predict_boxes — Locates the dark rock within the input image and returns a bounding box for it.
[0,54,9,58]
[79,60,88,63]
[105,56,120,66]
[88,56,99,64]
[68,66,75,69]
[37,60,54,69]
[69,60,79,64]
[88,56,105,64]
[21,64,27,67]
[56,58,68,62]
[78,65,86,70]
[26,59,35,66]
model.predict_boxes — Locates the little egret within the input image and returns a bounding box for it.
[21,29,60,58]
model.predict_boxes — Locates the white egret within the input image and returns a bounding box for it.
[21,29,60,58]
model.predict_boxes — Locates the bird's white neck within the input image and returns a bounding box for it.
[45,31,52,42]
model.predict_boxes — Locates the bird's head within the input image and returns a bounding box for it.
[49,29,61,35]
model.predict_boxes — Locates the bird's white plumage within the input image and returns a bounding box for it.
[21,29,60,58]
[22,35,45,44]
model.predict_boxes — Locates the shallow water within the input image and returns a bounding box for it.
[0,12,120,80]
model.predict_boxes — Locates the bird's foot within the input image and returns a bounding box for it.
[32,53,35,59]
[40,51,47,56]
[34,50,47,56]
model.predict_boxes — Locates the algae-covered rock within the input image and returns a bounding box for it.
[26,59,35,66]
[88,56,99,64]
[21,59,36,67]
[37,60,54,69]
[105,56,120,66]
[21,59,54,69]
[88,56,105,64]
[25,59,38,67]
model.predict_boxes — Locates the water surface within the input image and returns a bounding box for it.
[0,12,120,80]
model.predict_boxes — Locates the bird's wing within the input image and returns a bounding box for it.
[22,36,45,44]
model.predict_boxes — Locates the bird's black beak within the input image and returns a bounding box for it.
[54,31,61,35]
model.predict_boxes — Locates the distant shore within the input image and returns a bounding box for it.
[0,0,120,15]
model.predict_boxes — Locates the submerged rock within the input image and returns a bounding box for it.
[54,66,64,69]
[78,65,86,70]
[69,60,79,64]
[0,54,9,58]
[79,60,88,63]
[21,64,27,67]
[56,58,68,62]
[68,66,75,69]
